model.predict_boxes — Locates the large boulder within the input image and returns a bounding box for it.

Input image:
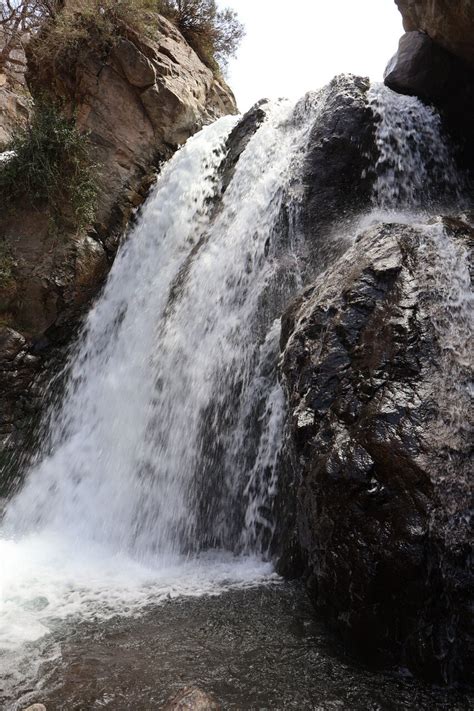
[395,0,474,67]
[384,31,469,103]
[301,75,377,271]
[279,216,473,683]
[389,2,474,178]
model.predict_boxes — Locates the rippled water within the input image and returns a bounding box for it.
[6,584,473,711]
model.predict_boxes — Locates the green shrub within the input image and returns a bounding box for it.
[159,0,244,72]
[0,101,98,231]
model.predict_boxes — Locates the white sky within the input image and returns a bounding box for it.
[223,0,404,111]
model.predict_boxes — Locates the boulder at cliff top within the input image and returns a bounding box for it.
[395,0,474,67]
[384,31,467,103]
[390,1,474,179]
[280,217,473,683]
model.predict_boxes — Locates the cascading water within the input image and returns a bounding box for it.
[0,80,469,705]
[0,95,322,685]
[368,83,465,214]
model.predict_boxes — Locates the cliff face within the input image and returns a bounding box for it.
[0,40,30,149]
[27,14,236,230]
[0,14,236,482]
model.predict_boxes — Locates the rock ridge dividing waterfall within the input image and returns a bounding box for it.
[277,81,473,683]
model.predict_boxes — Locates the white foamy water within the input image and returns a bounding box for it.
[368,83,465,216]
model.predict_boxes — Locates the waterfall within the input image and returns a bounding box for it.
[368,83,465,213]
[3,96,317,557]
[0,80,468,678]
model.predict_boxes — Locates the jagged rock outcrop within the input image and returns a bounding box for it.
[0,14,236,485]
[279,216,473,683]
[301,74,377,272]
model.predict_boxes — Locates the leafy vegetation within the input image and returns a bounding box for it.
[159,0,244,72]
[0,101,98,230]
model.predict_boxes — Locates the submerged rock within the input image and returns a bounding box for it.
[279,217,473,683]
[163,686,220,710]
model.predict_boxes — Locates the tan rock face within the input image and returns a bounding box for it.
[395,0,474,66]
[28,15,236,225]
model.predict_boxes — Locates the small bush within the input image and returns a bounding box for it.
[0,101,98,231]
[159,0,244,72]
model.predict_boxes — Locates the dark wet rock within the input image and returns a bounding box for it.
[219,101,268,196]
[163,686,220,710]
[0,327,26,361]
[279,218,473,684]
[302,74,377,268]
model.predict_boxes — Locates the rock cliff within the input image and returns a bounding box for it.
[0,13,236,484]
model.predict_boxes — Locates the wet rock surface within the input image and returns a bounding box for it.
[301,75,377,270]
[9,584,472,711]
[163,686,220,710]
[279,218,473,684]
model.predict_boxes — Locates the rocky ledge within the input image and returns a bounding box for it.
[279,216,473,683]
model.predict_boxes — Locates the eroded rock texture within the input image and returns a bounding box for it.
[280,218,473,683]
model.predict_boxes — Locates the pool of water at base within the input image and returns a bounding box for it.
[4,583,473,711]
